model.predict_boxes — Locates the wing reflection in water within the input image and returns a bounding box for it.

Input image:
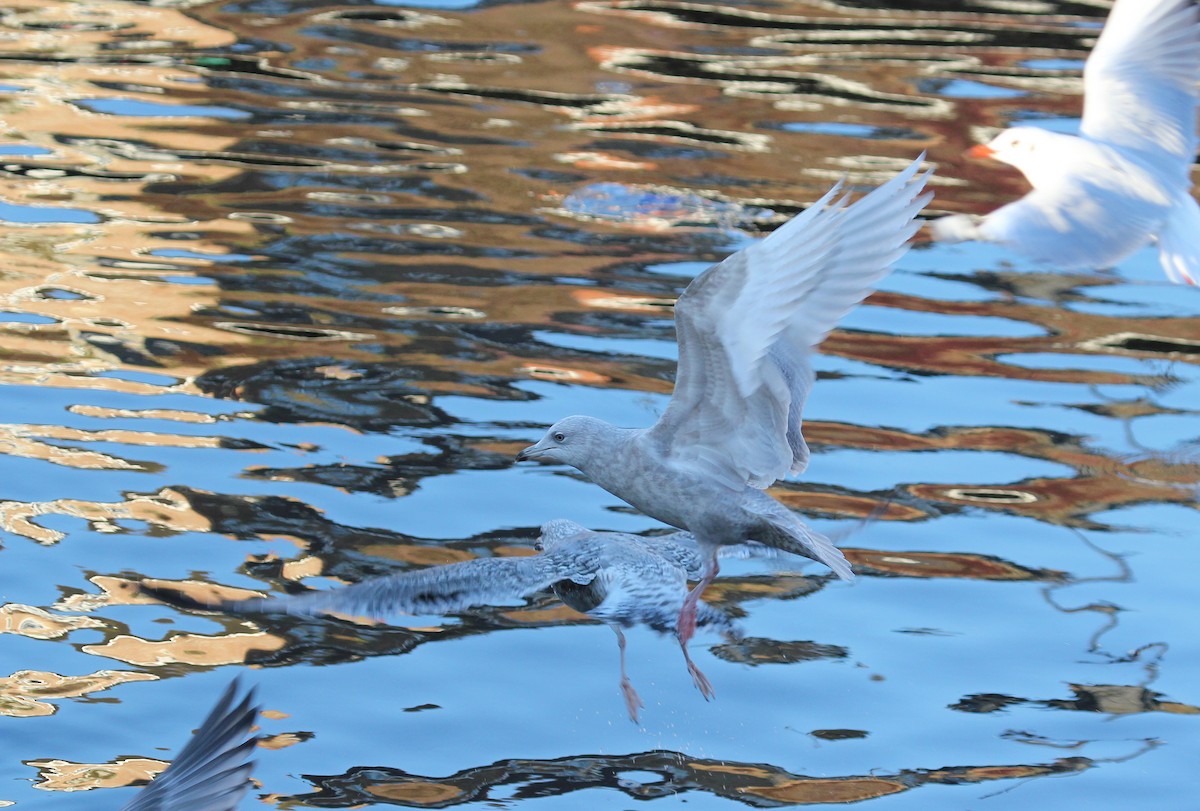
[140,520,791,723]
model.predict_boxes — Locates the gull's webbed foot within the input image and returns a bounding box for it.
[620,676,645,723]
[682,643,715,701]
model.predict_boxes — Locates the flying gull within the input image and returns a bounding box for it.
[517,157,931,645]
[140,520,762,723]
[931,0,1200,284]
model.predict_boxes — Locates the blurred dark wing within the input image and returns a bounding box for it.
[121,679,258,811]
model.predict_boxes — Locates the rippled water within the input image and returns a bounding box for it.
[1,0,1198,808]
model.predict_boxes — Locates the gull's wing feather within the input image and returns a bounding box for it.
[979,176,1166,269]
[1081,0,1200,174]
[650,157,931,488]
[1157,191,1200,284]
[142,553,600,622]
[121,679,258,811]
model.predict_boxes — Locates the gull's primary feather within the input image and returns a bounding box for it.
[1082,0,1200,170]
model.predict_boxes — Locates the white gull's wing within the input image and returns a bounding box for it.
[121,679,258,811]
[648,157,931,488]
[1157,191,1200,284]
[1081,0,1200,176]
[142,552,602,621]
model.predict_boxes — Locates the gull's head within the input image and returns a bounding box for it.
[536,518,589,552]
[968,127,1064,186]
[516,415,606,468]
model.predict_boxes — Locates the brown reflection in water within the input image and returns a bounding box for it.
[952,683,1199,717]
[908,472,1196,529]
[845,548,1057,581]
[829,287,1200,385]
[272,746,1132,808]
[0,669,154,718]
[26,757,167,794]
[0,604,103,640]
[775,417,1200,527]
[0,486,208,545]
[82,629,286,668]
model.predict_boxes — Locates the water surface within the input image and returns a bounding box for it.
[0,1,1197,809]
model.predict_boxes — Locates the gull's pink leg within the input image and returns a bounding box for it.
[676,551,719,647]
[612,626,644,723]
[676,549,719,700]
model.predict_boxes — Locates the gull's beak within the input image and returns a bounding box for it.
[516,445,536,462]
[966,144,996,160]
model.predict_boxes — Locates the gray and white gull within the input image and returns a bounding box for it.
[517,157,932,645]
[931,0,1200,284]
[121,679,258,811]
[141,520,767,723]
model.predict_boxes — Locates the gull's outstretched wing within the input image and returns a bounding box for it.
[648,157,931,488]
[1081,0,1200,176]
[141,549,601,622]
[122,679,258,811]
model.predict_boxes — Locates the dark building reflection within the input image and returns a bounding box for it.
[269,743,1154,808]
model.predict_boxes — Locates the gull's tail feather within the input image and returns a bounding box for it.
[751,501,855,581]
[1157,192,1200,285]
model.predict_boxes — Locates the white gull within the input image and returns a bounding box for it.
[517,157,932,645]
[931,0,1200,285]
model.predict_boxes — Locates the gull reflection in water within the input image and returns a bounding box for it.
[120,679,258,811]
[140,519,800,723]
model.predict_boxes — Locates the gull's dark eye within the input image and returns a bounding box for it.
[553,432,566,442]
